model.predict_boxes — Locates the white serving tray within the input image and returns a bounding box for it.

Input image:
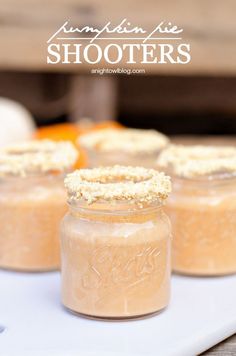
[1,271,236,356]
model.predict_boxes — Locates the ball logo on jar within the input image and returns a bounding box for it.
[82,244,161,289]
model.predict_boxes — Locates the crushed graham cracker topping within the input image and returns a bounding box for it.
[157,144,236,178]
[65,165,171,205]
[79,128,169,154]
[0,140,78,177]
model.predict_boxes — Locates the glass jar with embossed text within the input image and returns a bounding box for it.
[61,166,172,320]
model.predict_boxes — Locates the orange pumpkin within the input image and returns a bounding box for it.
[35,123,80,143]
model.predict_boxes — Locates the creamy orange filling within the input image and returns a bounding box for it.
[0,176,66,271]
[61,209,171,318]
[167,184,236,276]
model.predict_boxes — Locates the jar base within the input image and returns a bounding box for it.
[63,305,167,322]
[173,268,236,278]
[0,265,60,273]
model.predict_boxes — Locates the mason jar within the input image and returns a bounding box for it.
[0,140,78,272]
[157,144,236,276]
[61,166,172,320]
[79,128,169,168]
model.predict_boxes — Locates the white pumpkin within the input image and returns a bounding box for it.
[0,98,35,147]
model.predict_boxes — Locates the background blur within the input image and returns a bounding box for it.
[0,0,236,135]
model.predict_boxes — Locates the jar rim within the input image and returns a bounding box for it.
[65,165,171,206]
[157,144,236,179]
[0,140,78,178]
[79,128,169,154]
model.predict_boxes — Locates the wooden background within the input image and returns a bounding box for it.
[0,0,236,123]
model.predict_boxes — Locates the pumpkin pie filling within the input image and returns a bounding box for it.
[157,144,236,276]
[0,140,78,271]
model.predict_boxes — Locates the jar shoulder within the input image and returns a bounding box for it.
[61,210,171,242]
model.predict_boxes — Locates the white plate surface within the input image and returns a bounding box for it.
[1,271,236,356]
